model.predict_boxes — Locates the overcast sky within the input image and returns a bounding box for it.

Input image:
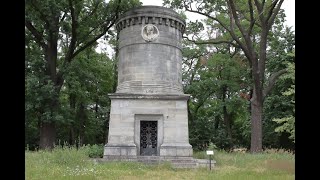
[140,0,295,29]
[97,0,294,54]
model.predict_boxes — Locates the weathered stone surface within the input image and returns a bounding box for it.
[104,6,193,159]
[115,6,185,95]
[105,95,193,157]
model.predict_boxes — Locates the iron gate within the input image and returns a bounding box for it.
[140,121,157,156]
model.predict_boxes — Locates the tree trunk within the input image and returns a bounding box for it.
[69,92,76,146]
[38,20,59,150]
[223,106,233,142]
[222,86,233,143]
[77,103,87,146]
[250,87,263,153]
[214,116,220,129]
[39,122,56,150]
[69,127,75,146]
[39,95,59,150]
[95,99,99,118]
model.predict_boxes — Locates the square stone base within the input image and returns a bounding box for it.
[104,144,137,158]
[160,144,193,157]
[104,93,194,158]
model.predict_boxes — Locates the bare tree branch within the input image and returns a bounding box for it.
[253,0,262,13]
[183,0,249,56]
[227,0,255,65]
[76,20,107,46]
[267,0,284,31]
[227,0,247,39]
[263,69,287,98]
[248,0,255,36]
[30,0,51,27]
[65,0,78,63]
[71,0,122,60]
[262,0,266,9]
[59,11,67,23]
[183,1,231,33]
[80,1,101,25]
[266,0,279,21]
[230,47,239,58]
[183,36,239,48]
[196,2,204,11]
[253,0,266,24]
[25,20,47,49]
[72,21,114,60]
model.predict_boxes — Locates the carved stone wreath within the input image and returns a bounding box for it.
[141,24,159,42]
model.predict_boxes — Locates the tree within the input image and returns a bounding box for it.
[25,0,141,149]
[164,0,287,152]
[272,58,295,144]
[56,48,116,146]
[263,26,295,149]
[181,37,250,150]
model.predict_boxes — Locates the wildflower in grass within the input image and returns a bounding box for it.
[63,166,100,176]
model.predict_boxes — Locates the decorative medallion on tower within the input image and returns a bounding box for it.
[141,24,159,42]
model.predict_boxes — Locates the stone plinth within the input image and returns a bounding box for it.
[104,94,193,158]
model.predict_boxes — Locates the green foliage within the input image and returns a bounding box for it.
[26,0,295,152]
[182,41,250,150]
[207,142,217,150]
[272,61,295,143]
[86,144,104,158]
[273,116,295,143]
[165,0,291,152]
[56,49,116,145]
[25,0,142,149]
[264,28,295,148]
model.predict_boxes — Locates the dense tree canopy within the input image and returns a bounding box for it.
[164,0,292,152]
[25,0,141,149]
[26,0,294,152]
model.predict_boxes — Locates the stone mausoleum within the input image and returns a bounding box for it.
[104,6,193,159]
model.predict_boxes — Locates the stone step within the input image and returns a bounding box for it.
[137,159,196,162]
[137,156,194,159]
[172,163,198,168]
[93,156,216,169]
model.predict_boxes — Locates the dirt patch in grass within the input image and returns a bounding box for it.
[265,160,295,173]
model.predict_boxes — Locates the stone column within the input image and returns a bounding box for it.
[104,6,193,159]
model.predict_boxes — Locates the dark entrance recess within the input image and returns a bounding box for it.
[140,121,157,156]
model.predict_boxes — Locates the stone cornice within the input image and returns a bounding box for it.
[115,13,186,34]
[108,93,190,100]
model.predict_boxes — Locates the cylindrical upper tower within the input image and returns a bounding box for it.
[115,6,186,94]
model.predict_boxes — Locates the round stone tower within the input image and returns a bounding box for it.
[115,6,186,94]
[104,6,193,159]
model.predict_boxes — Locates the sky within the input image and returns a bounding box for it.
[140,0,295,29]
[97,0,295,55]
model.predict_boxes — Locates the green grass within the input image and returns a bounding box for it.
[26,146,294,180]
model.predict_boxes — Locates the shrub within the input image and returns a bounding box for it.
[86,144,104,158]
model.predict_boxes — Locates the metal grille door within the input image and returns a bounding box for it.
[140,121,157,156]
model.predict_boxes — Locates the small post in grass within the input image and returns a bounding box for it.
[206,150,214,170]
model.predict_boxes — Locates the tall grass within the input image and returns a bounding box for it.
[26,146,294,180]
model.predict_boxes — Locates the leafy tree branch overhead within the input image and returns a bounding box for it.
[25,0,142,149]
[164,0,291,152]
